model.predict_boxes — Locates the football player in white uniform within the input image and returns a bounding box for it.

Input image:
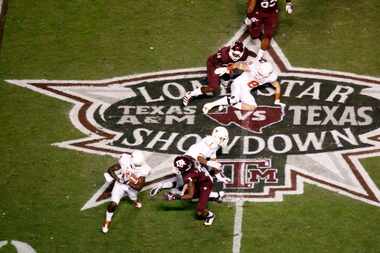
[202,60,285,113]
[101,151,150,234]
[149,126,230,198]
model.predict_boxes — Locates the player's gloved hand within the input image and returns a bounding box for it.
[274,99,286,109]
[227,63,235,72]
[164,192,181,201]
[244,17,259,26]
[244,17,252,26]
[285,2,294,14]
[214,67,228,76]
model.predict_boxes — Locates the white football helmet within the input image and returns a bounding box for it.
[131,150,144,166]
[211,126,229,147]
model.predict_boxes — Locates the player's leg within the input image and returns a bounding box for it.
[126,186,142,209]
[238,85,257,111]
[247,14,263,40]
[257,13,278,59]
[202,76,244,113]
[196,182,215,226]
[102,182,124,233]
[150,173,183,197]
[183,57,220,106]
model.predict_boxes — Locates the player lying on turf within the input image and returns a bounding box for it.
[202,59,285,114]
[149,126,230,198]
[182,41,256,106]
[164,155,217,226]
[101,151,150,234]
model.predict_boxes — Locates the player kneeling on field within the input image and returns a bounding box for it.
[101,151,150,234]
[164,155,217,226]
[149,127,230,199]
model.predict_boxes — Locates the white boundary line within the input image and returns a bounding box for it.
[232,200,245,253]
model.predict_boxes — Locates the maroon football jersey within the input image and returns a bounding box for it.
[250,0,279,15]
[210,46,255,68]
[183,168,213,186]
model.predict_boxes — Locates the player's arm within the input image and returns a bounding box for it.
[247,0,257,15]
[197,155,222,170]
[107,163,121,181]
[227,62,250,72]
[180,181,195,200]
[271,80,286,108]
[197,155,209,166]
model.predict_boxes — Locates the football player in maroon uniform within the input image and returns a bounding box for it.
[245,0,294,59]
[182,41,256,106]
[165,155,217,226]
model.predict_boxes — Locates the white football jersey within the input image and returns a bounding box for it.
[185,136,219,160]
[117,153,150,181]
[230,61,278,107]
[246,60,278,86]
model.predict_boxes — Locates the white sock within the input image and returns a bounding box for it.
[207,211,214,218]
[106,211,114,222]
[189,87,203,97]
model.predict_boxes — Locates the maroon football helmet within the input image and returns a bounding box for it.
[229,41,245,61]
[173,155,195,173]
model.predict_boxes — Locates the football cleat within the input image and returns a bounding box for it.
[217,191,225,202]
[182,92,192,106]
[202,102,214,114]
[204,212,215,226]
[101,220,111,234]
[149,183,163,198]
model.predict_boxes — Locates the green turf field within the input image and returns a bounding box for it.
[0,0,379,252]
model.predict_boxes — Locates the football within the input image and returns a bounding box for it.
[127,173,144,191]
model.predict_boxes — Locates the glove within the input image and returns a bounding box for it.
[227,63,235,72]
[274,99,286,109]
[164,192,181,201]
[214,67,229,76]
[244,17,252,26]
[244,17,259,26]
[285,2,294,14]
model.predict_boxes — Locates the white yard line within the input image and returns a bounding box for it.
[232,200,245,253]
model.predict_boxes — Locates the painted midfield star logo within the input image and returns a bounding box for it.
[207,106,284,133]
[6,27,380,209]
